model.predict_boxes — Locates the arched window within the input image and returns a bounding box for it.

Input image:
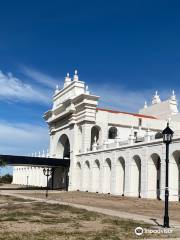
[108,127,117,139]
[91,125,101,150]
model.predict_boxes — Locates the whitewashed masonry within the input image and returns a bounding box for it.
[13,71,180,201]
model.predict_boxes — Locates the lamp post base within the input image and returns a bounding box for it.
[164,216,169,228]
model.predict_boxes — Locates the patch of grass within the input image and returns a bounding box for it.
[0,195,34,202]
[1,217,17,222]
[69,222,83,229]
[29,217,72,224]
[93,230,120,240]
[0,210,42,222]
[32,202,68,211]
[0,195,178,240]
[9,197,35,202]
[32,202,100,221]
[102,217,150,228]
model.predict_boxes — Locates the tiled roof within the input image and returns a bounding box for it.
[97,108,157,119]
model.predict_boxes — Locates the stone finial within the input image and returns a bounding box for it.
[152,90,161,105]
[145,128,151,142]
[85,85,90,94]
[103,139,108,149]
[46,149,49,158]
[55,85,59,94]
[130,126,134,134]
[144,101,147,109]
[115,131,120,145]
[73,69,79,81]
[92,136,98,151]
[168,117,171,124]
[38,151,41,157]
[64,72,72,88]
[129,127,135,145]
[170,90,176,101]
[169,90,178,114]
[42,150,45,157]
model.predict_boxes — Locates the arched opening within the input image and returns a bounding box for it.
[76,162,82,190]
[83,161,90,191]
[92,160,100,193]
[103,158,111,193]
[115,157,125,195]
[53,167,67,190]
[57,134,70,159]
[149,153,161,199]
[131,155,141,197]
[155,132,163,139]
[91,125,101,150]
[171,151,180,201]
[108,127,118,139]
[55,134,70,191]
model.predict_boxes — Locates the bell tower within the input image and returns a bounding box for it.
[44,70,99,190]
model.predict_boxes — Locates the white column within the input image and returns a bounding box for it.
[82,123,93,153]
[110,152,116,195]
[124,151,131,196]
[140,149,148,198]
[169,156,179,201]
[160,146,166,201]
[68,124,79,191]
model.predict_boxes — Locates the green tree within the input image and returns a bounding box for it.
[0,174,13,183]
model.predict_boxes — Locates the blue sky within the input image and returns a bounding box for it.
[1,0,180,173]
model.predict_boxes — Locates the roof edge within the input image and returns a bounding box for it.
[97,107,157,119]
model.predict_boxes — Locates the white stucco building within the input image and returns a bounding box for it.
[13,71,180,201]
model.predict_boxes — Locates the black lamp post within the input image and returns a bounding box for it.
[162,122,174,228]
[43,168,53,198]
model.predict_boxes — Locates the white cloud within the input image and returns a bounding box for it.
[20,66,62,89]
[0,70,50,104]
[93,84,175,113]
[0,121,49,156]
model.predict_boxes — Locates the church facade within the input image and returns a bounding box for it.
[13,71,180,201]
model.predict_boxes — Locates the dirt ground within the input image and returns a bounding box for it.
[17,190,180,223]
[0,194,174,240]
[1,184,180,239]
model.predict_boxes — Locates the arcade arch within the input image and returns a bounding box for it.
[103,158,111,193]
[115,157,125,195]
